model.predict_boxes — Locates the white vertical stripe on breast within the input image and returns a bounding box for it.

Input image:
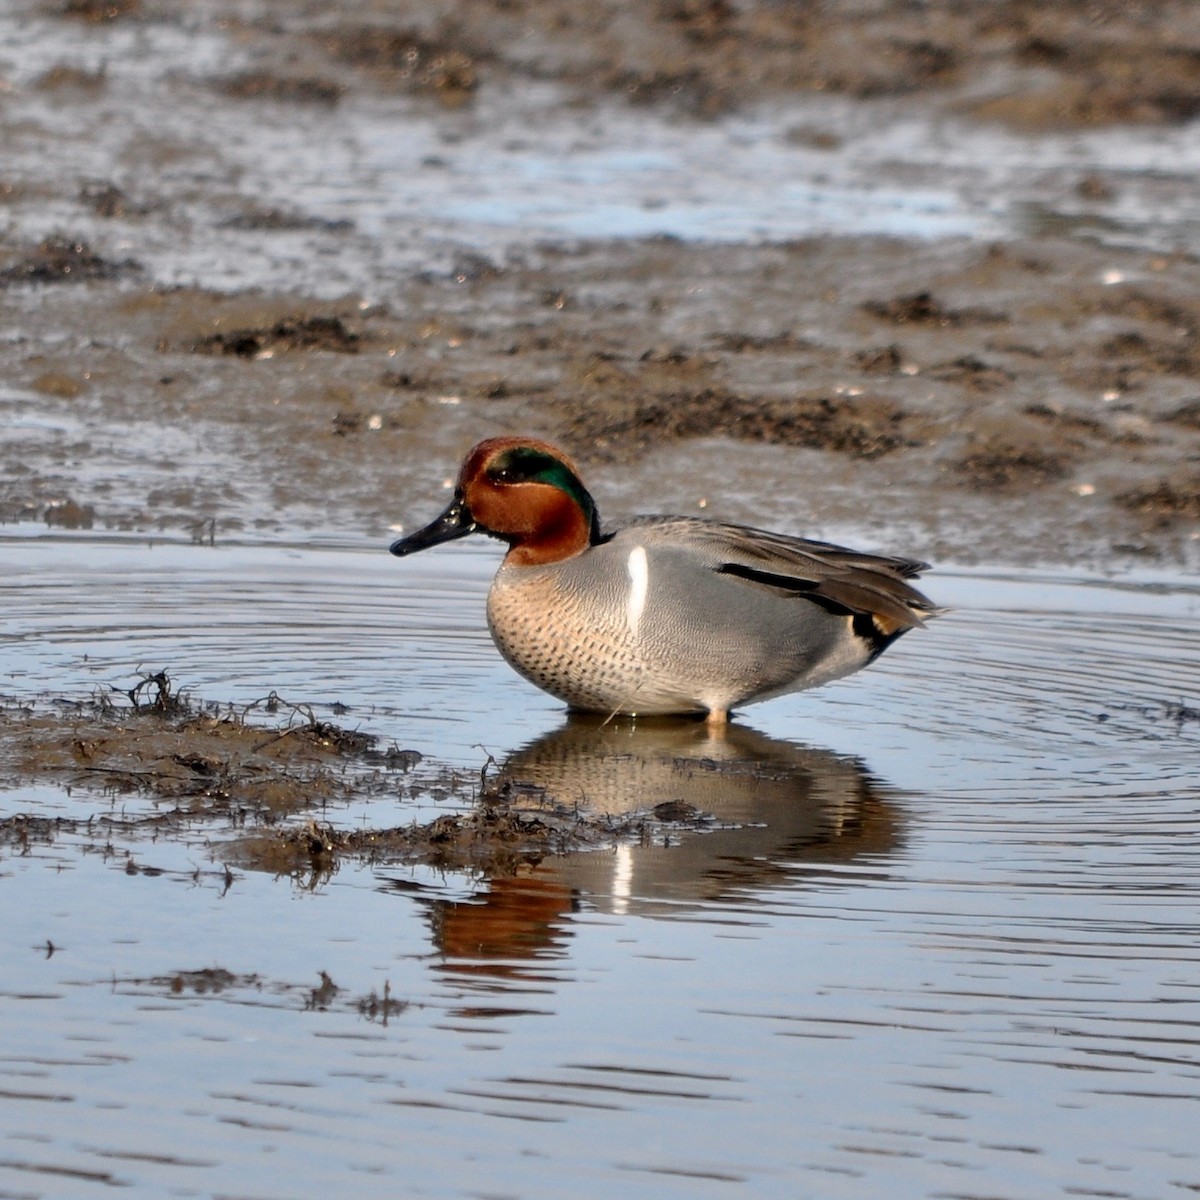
[626,545,649,639]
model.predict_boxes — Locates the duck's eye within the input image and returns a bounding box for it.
[489,448,559,485]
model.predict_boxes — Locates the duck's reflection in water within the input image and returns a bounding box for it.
[428,715,903,982]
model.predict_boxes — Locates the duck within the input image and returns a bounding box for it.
[389,436,937,724]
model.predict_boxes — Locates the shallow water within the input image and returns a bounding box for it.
[2,532,1198,1199]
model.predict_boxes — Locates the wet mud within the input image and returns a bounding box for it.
[1,0,1198,565]
[5,235,1200,563]
[0,677,408,843]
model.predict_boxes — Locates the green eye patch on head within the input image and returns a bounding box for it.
[490,447,582,497]
[487,445,600,540]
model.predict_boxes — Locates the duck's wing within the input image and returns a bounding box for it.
[628,516,940,636]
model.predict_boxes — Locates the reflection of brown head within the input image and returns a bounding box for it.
[431,873,575,967]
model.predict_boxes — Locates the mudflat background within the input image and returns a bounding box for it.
[2,0,1199,568]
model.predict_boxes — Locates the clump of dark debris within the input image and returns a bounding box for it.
[1162,399,1200,429]
[0,236,141,286]
[215,71,345,106]
[219,207,353,233]
[122,668,191,715]
[1116,475,1200,525]
[43,498,97,529]
[109,966,408,1023]
[955,442,1072,489]
[79,181,154,218]
[1102,697,1200,730]
[226,763,724,883]
[318,26,479,104]
[564,390,915,460]
[861,290,1007,327]
[191,314,361,357]
[58,0,139,22]
[228,776,672,881]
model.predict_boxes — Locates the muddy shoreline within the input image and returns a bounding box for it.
[2,0,1199,569]
[4,232,1199,567]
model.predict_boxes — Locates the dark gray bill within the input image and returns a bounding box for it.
[389,494,478,557]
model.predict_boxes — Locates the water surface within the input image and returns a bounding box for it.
[2,534,1198,1198]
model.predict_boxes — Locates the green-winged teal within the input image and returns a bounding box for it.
[390,436,937,723]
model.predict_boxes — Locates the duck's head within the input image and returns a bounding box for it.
[389,437,602,566]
